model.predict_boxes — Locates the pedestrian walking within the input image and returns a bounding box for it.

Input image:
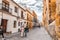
[0,25,5,40]
[20,26,24,37]
[24,26,29,37]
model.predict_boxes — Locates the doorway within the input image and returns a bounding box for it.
[1,19,8,33]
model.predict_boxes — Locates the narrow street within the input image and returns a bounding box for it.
[0,27,52,40]
[22,27,53,40]
[0,0,59,40]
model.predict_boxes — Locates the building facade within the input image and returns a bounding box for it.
[43,0,60,40]
[42,0,49,29]
[43,0,56,28]
[0,0,37,34]
[18,7,27,32]
[0,0,27,33]
[43,0,56,39]
[55,0,60,39]
[32,11,38,28]
[26,9,33,30]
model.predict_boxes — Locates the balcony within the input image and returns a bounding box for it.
[0,3,12,14]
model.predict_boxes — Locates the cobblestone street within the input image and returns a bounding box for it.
[0,27,52,40]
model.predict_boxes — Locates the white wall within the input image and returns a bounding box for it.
[0,0,27,33]
[0,9,18,33]
[8,0,21,17]
[0,0,2,3]
[3,13,18,33]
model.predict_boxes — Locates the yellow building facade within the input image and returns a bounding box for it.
[48,0,56,24]
[32,11,37,19]
[26,9,33,30]
[43,0,60,40]
[55,14,60,38]
[42,0,49,28]
[26,9,37,30]
[32,11,38,27]
[55,0,60,39]
[43,0,56,28]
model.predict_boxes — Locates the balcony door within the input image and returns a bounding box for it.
[2,1,9,12]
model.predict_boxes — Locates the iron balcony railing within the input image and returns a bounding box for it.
[0,3,12,14]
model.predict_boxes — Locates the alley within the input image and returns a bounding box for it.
[0,27,52,40]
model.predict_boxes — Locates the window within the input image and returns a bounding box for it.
[46,8,47,11]
[15,7,18,13]
[14,21,16,28]
[27,22,28,25]
[49,0,51,3]
[2,1,9,11]
[21,11,24,18]
[6,4,9,10]
[18,22,20,26]
[58,27,60,33]
[2,2,5,8]
[49,6,51,14]
[24,22,26,23]
[21,22,23,26]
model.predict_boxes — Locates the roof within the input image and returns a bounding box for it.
[26,9,33,16]
[11,0,26,11]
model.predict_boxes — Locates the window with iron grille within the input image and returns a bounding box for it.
[21,11,24,19]
[2,1,9,12]
[18,22,20,26]
[14,21,16,28]
[15,7,18,13]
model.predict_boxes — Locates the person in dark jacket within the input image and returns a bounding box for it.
[24,26,29,37]
[0,26,4,38]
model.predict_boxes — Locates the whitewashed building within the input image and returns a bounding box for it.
[0,0,27,33]
[19,5,27,29]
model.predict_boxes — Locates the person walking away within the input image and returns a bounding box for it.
[20,26,24,37]
[0,26,5,40]
[24,26,29,37]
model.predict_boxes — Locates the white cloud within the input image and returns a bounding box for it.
[20,0,36,4]
[14,0,43,21]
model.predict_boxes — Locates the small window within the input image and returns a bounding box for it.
[21,22,23,26]
[24,22,26,23]
[58,27,60,33]
[21,11,24,18]
[2,2,5,8]
[18,22,20,26]
[49,0,51,3]
[14,21,16,28]
[15,7,18,13]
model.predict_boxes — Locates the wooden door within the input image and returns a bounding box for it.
[1,19,8,33]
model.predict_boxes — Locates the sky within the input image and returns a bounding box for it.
[14,0,43,22]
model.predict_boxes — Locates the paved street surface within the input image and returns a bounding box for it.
[0,27,52,40]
